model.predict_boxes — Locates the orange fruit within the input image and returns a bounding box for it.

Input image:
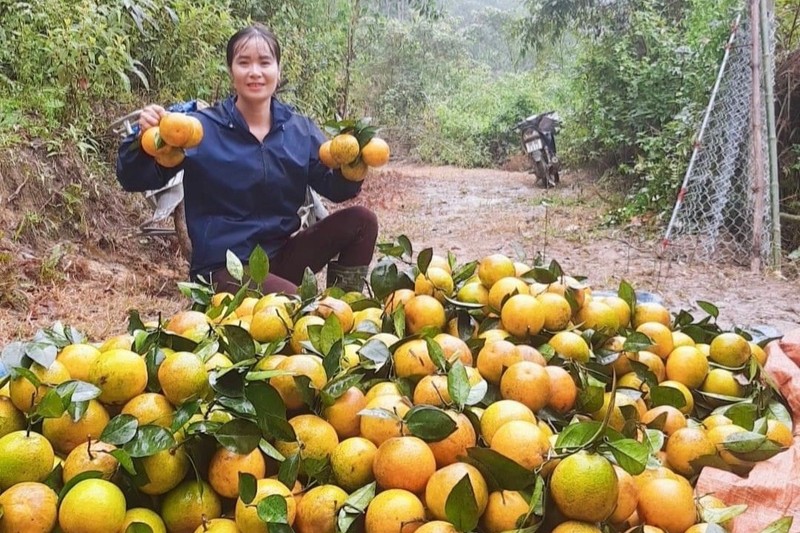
[433,333,473,366]
[274,414,339,465]
[633,302,671,328]
[295,484,348,533]
[766,419,793,447]
[601,296,632,328]
[575,300,620,332]
[665,345,709,389]
[552,522,603,532]
[638,350,666,382]
[488,276,530,313]
[183,116,204,148]
[235,478,296,531]
[476,339,522,384]
[499,361,550,412]
[140,126,170,157]
[155,146,186,168]
[365,489,426,533]
[319,140,340,168]
[374,436,436,493]
[9,360,71,413]
[427,411,477,468]
[640,405,686,437]
[360,394,411,446]
[58,479,127,533]
[56,343,101,382]
[749,342,768,366]
[331,437,377,491]
[480,490,533,533]
[549,450,618,522]
[270,354,327,410]
[88,349,148,405]
[158,351,211,406]
[341,159,369,181]
[636,322,674,359]
[416,521,458,533]
[479,399,536,446]
[709,332,751,367]
[384,288,416,314]
[536,292,573,331]
[323,386,367,439]
[636,478,697,533]
[404,295,447,335]
[329,133,361,165]
[659,380,694,415]
[394,338,437,379]
[490,420,550,469]
[548,331,591,363]
[62,440,118,484]
[545,365,578,413]
[610,465,638,524]
[477,254,516,289]
[415,267,455,302]
[361,137,391,167]
[121,392,175,427]
[701,368,745,399]
[250,304,293,343]
[42,398,110,455]
[413,374,451,406]
[208,447,267,499]
[425,463,489,521]
[500,294,545,337]
[665,427,716,476]
[159,112,195,147]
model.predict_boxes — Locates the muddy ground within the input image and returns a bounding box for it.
[2,165,798,344]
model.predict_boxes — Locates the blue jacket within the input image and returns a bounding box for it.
[116,97,362,279]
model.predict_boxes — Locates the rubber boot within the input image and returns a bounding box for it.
[326,261,369,293]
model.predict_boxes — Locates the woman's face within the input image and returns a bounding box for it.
[229,36,280,105]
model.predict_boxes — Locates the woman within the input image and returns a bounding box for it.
[116,24,378,295]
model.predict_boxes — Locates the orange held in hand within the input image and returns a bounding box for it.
[159,113,202,148]
[361,137,390,167]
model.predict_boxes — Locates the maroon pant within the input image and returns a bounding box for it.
[210,205,378,294]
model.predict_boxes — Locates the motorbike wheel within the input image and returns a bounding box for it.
[533,160,549,187]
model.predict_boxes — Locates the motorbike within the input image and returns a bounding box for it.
[515,111,561,188]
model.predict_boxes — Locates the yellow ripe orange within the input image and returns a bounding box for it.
[766,419,793,447]
[270,354,327,410]
[548,330,591,363]
[425,463,489,521]
[636,322,674,359]
[536,292,573,331]
[364,381,403,403]
[394,338,437,379]
[476,339,520,384]
[515,344,546,365]
[427,411,477,468]
[322,386,367,439]
[490,420,550,470]
[289,315,325,354]
[331,437,377,491]
[590,392,640,432]
[636,478,697,533]
[500,294,545,337]
[361,137,391,167]
[477,254,516,289]
[62,440,119,484]
[140,126,170,157]
[610,465,638,525]
[575,299,620,332]
[365,489,426,533]
[374,436,436,494]
[9,360,71,413]
[236,478,296,531]
[702,414,733,431]
[158,112,195,147]
[413,375,451,407]
[709,332,751,367]
[208,447,267,499]
[665,345,709,389]
[499,361,550,412]
[479,399,536,446]
[0,481,58,533]
[275,414,339,466]
[234,296,259,317]
[313,296,354,332]
[428,254,452,274]
[602,296,632,328]
[154,146,185,168]
[701,368,745,400]
[88,349,148,405]
[696,494,736,531]
[415,267,455,302]
[665,427,717,476]
[58,478,127,533]
[633,302,671,328]
[456,282,490,314]
[404,294,447,335]
[417,521,458,533]
[56,343,101,382]
[42,399,110,455]
[706,423,753,468]
[433,333,473,366]
[549,451,618,522]
[295,484,348,533]
[158,351,211,406]
[640,405,686,437]
[659,380,694,415]
[165,310,211,337]
[488,276,530,313]
[384,288,416,315]
[329,133,360,165]
[545,365,578,413]
[341,159,369,181]
[638,350,666,382]
[552,522,603,533]
[0,397,25,438]
[137,448,190,495]
[672,331,696,348]
[319,140,340,168]
[360,394,412,446]
[183,116,204,149]
[98,333,135,352]
[480,490,533,533]
[749,342,768,366]
[250,304,293,343]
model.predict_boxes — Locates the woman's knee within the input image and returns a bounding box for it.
[347,205,378,236]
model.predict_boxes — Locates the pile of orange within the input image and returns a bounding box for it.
[140,112,204,168]
[319,133,391,182]
[0,245,793,533]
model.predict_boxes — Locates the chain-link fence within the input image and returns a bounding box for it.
[661,6,777,268]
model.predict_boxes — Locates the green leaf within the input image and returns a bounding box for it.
[622,332,653,352]
[718,402,758,431]
[398,235,413,259]
[109,449,136,475]
[11,366,41,387]
[465,379,487,405]
[320,312,344,356]
[256,493,289,524]
[58,470,103,504]
[35,387,70,419]
[170,400,201,434]
[465,447,537,490]
[220,325,257,363]
[239,472,257,504]
[123,425,176,458]
[697,300,719,319]
[100,414,139,445]
[649,385,687,409]
[359,339,391,370]
[338,482,376,533]
[292,375,317,409]
[618,280,636,319]
[451,261,477,286]
[417,247,433,274]
[699,503,747,525]
[278,452,300,488]
[299,268,318,301]
[321,373,363,405]
[554,421,603,450]
[604,438,648,475]
[209,366,247,398]
[405,405,457,442]
[447,360,471,410]
[26,342,58,369]
[215,419,262,454]
[245,382,295,441]
[369,258,414,301]
[127,309,147,334]
[226,251,244,282]
[248,245,270,286]
[425,337,448,372]
[445,473,480,532]
[759,517,794,533]
[765,401,792,427]
[392,306,406,339]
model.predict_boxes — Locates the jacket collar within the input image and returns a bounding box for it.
[216,96,291,131]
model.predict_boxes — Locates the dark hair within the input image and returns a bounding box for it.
[226,24,281,68]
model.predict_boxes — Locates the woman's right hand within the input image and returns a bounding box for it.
[138,104,167,133]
